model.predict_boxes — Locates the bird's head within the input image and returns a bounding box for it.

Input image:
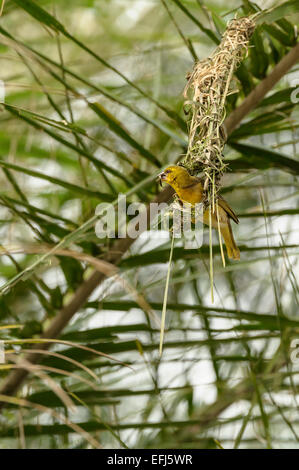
[158,165,192,190]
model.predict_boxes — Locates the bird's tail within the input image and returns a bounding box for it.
[220,221,240,260]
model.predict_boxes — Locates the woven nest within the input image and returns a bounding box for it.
[181,16,255,208]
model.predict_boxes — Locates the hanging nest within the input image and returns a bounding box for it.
[181,16,255,209]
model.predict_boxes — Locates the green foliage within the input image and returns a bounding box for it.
[0,0,298,450]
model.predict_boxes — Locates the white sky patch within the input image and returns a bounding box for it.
[61,199,82,222]
[70,8,99,35]
[115,0,153,31]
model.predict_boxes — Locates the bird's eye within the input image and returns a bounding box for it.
[165,170,171,174]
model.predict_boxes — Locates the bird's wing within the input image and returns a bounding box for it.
[218,196,239,224]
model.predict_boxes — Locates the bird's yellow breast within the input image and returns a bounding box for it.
[175,183,204,205]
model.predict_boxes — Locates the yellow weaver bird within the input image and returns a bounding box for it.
[159,165,240,260]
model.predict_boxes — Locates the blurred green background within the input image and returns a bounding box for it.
[0,0,298,449]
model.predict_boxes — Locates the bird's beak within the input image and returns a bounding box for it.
[158,171,166,187]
